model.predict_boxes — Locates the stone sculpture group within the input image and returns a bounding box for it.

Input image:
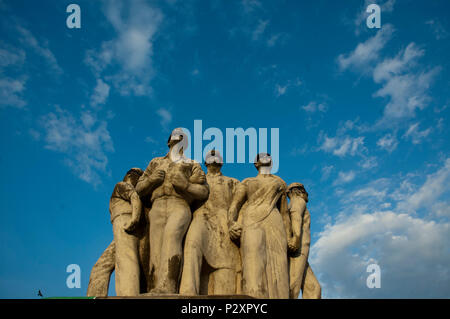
[87,128,321,299]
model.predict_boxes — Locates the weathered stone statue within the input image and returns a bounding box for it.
[227,153,291,298]
[87,168,150,296]
[180,150,241,295]
[135,128,209,294]
[287,183,321,299]
[87,128,322,299]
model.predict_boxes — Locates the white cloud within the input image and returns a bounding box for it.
[319,135,366,157]
[397,159,450,213]
[241,0,262,13]
[338,29,440,125]
[90,79,110,107]
[425,19,449,40]
[321,165,334,181]
[252,19,269,41]
[337,24,394,72]
[0,45,25,68]
[311,211,450,298]
[273,79,301,97]
[275,84,287,97]
[0,44,27,108]
[17,26,62,75]
[377,133,398,152]
[85,0,163,96]
[301,101,327,113]
[402,122,432,144]
[311,159,450,298]
[372,44,440,124]
[334,170,356,185]
[156,108,172,129]
[0,78,26,108]
[41,107,114,185]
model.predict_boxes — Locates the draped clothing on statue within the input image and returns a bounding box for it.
[233,174,290,299]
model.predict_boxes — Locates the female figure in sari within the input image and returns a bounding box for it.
[228,153,291,299]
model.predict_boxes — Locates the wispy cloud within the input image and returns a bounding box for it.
[377,133,398,152]
[333,170,356,185]
[40,107,114,186]
[319,134,366,157]
[17,25,63,75]
[425,19,449,40]
[402,122,432,144]
[338,28,440,127]
[0,43,27,108]
[156,107,172,130]
[301,101,327,113]
[90,78,110,107]
[85,0,163,96]
[337,24,394,72]
[0,78,27,108]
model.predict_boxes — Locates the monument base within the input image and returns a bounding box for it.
[95,294,254,299]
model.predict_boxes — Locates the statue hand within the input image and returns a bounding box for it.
[229,221,242,241]
[170,172,189,191]
[190,174,206,184]
[288,236,300,253]
[124,218,139,234]
[150,170,165,184]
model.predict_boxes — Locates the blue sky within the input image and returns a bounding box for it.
[0,0,449,298]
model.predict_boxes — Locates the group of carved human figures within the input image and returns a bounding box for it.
[87,128,321,299]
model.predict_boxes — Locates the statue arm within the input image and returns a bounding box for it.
[280,193,292,241]
[300,210,311,259]
[227,182,247,241]
[135,160,164,197]
[124,192,143,234]
[228,182,247,224]
[185,164,209,200]
[289,198,306,250]
[294,210,311,288]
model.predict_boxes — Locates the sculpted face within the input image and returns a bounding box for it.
[124,168,144,186]
[287,183,309,202]
[205,150,223,167]
[254,152,273,171]
[168,128,189,153]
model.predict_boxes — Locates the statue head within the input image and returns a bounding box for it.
[123,168,144,187]
[254,152,273,173]
[287,182,308,202]
[205,149,223,172]
[167,127,189,152]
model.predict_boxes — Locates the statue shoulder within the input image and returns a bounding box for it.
[228,177,240,185]
[272,175,288,188]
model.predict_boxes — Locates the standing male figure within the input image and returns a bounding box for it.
[228,153,291,299]
[136,128,209,294]
[287,183,321,299]
[109,168,145,296]
[180,150,241,295]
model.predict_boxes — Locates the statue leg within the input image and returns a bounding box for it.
[301,263,321,299]
[154,198,191,293]
[179,216,205,295]
[241,227,267,298]
[87,240,115,297]
[148,200,167,291]
[113,214,140,296]
[209,268,236,295]
[289,256,302,299]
